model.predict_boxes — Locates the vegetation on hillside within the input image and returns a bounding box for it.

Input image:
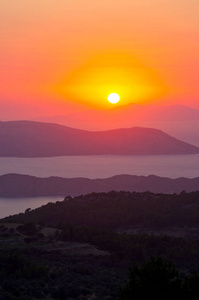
[119,257,199,300]
[4,190,199,230]
[2,190,199,299]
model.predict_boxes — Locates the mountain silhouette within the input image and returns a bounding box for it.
[0,120,198,157]
[1,173,199,196]
[34,104,199,146]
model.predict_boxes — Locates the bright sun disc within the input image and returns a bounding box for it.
[108,93,120,104]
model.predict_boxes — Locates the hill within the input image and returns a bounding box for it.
[1,173,199,197]
[35,104,199,146]
[0,120,198,157]
[2,191,199,300]
[3,190,199,232]
[35,104,199,127]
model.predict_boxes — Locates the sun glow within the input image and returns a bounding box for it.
[108,93,120,104]
[54,52,166,109]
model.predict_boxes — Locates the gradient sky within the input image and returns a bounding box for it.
[1,0,199,119]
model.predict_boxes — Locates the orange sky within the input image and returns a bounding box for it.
[0,0,199,120]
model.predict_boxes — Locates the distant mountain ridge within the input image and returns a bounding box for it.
[0,120,198,157]
[35,104,199,126]
[34,104,199,146]
[1,173,199,197]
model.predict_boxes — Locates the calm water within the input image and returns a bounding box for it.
[0,196,63,219]
[0,155,199,179]
[0,154,199,219]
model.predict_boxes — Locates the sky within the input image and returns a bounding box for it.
[1,0,199,120]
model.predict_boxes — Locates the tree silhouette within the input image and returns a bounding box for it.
[119,257,182,300]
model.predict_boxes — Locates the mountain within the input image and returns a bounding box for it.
[34,104,199,146]
[36,104,199,126]
[0,120,198,157]
[1,173,199,197]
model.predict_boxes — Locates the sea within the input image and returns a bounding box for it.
[0,154,199,219]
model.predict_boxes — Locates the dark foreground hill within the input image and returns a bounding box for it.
[0,120,198,157]
[2,191,199,299]
[3,190,199,233]
[1,173,199,197]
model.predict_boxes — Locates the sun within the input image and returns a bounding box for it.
[108,93,120,104]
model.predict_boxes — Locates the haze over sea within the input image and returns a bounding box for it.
[0,154,199,179]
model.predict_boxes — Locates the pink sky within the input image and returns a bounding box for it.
[1,0,199,120]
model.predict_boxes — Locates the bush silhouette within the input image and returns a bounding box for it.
[119,257,199,300]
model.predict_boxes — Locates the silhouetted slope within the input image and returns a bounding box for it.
[1,173,199,197]
[3,190,199,231]
[0,121,198,157]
